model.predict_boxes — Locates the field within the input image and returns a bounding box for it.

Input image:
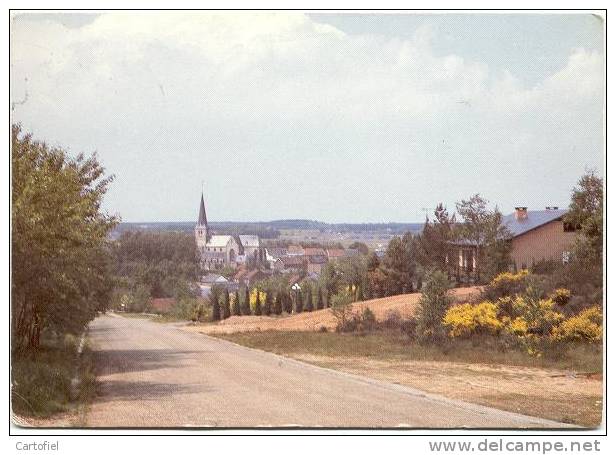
[183,287,481,335]
[194,286,602,427]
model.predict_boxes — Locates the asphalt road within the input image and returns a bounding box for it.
[86,314,568,428]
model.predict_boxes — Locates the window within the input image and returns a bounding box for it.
[562,251,571,264]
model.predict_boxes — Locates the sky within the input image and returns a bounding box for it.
[10,12,604,223]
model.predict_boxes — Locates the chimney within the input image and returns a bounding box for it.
[514,207,528,221]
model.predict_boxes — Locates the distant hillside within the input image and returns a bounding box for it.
[111,220,424,240]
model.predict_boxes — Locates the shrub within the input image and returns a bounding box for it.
[331,292,355,332]
[400,318,418,339]
[550,288,571,306]
[232,291,241,316]
[359,307,377,332]
[382,310,402,329]
[240,287,251,315]
[222,289,231,319]
[551,306,602,343]
[304,288,313,312]
[482,270,529,300]
[273,293,283,315]
[416,270,451,343]
[443,301,502,338]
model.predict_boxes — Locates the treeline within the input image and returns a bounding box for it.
[12,125,117,351]
[109,230,199,312]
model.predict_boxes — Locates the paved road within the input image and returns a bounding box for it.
[86,314,567,428]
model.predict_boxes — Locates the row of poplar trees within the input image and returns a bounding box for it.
[210,285,328,321]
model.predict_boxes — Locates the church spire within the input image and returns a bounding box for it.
[197,192,208,227]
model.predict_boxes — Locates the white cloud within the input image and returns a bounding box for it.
[10,13,604,222]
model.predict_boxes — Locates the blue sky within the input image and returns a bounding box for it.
[11,12,604,222]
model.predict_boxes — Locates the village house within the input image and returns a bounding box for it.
[503,207,577,270]
[447,206,577,282]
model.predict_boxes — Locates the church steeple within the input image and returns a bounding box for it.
[195,192,210,247]
[197,192,208,227]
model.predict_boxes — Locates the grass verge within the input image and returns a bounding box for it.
[213,330,603,427]
[11,333,97,426]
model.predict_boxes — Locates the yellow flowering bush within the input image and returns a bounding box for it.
[443,301,502,337]
[484,270,530,299]
[551,306,603,343]
[550,288,571,306]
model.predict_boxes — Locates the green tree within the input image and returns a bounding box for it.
[232,290,241,316]
[210,286,221,321]
[254,291,262,316]
[416,270,452,343]
[304,287,313,312]
[263,290,272,316]
[456,194,512,282]
[348,241,370,255]
[382,233,416,295]
[295,289,303,313]
[12,125,118,350]
[273,292,283,315]
[240,287,251,315]
[316,288,324,310]
[222,288,231,319]
[417,203,456,274]
[565,170,603,265]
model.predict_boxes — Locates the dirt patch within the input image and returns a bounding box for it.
[185,287,481,335]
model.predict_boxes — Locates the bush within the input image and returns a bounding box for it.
[482,270,529,300]
[382,310,402,329]
[359,307,377,332]
[551,307,602,343]
[400,318,418,339]
[416,270,451,343]
[443,301,503,338]
[331,292,355,332]
[550,288,571,306]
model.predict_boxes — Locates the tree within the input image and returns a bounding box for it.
[416,270,452,343]
[348,241,370,255]
[295,289,303,313]
[381,233,416,295]
[222,288,231,319]
[263,290,272,316]
[240,287,251,315]
[12,125,118,350]
[366,252,385,298]
[210,286,221,321]
[456,194,512,282]
[565,170,603,265]
[304,287,313,312]
[273,292,283,315]
[417,203,456,274]
[232,290,241,316]
[254,291,262,316]
[316,288,324,310]
[282,291,293,314]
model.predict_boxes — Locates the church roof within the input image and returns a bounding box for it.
[197,193,208,226]
[239,235,260,247]
[206,235,234,247]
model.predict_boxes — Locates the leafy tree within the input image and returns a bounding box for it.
[366,252,385,298]
[416,270,452,343]
[456,194,512,282]
[304,287,313,312]
[348,241,370,255]
[222,288,231,319]
[12,125,118,350]
[565,170,603,265]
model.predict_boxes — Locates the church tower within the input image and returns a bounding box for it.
[195,192,210,250]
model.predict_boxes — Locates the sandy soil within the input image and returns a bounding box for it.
[288,354,603,427]
[185,287,481,335]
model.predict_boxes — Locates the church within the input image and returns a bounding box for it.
[195,193,261,270]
